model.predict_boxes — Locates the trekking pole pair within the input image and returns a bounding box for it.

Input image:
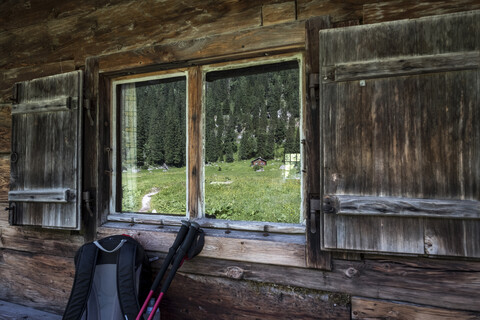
[136,220,204,320]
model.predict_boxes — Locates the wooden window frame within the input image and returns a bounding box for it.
[104,53,307,234]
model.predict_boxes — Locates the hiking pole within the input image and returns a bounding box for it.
[136,220,190,320]
[147,221,203,320]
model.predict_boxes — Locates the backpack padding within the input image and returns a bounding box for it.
[63,243,99,320]
[117,240,140,320]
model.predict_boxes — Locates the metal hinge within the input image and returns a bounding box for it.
[309,197,321,234]
[84,98,95,126]
[308,73,319,110]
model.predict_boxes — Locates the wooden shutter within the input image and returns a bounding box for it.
[9,71,83,230]
[319,11,480,257]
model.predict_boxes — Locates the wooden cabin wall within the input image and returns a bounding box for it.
[1,0,480,318]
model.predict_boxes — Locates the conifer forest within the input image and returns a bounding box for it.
[121,63,301,223]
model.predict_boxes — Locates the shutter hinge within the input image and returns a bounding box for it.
[10,83,20,104]
[308,73,319,110]
[82,191,95,217]
[105,147,113,174]
[84,98,95,127]
[5,203,16,225]
[309,197,321,234]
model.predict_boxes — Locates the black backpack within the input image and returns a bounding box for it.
[63,235,151,320]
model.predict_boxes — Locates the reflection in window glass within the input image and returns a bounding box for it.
[204,61,301,223]
[119,77,186,214]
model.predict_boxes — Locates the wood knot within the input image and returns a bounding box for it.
[225,266,245,279]
[345,267,358,278]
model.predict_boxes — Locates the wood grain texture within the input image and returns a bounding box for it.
[0,249,74,315]
[320,11,480,257]
[97,20,306,74]
[10,71,83,229]
[262,1,296,26]
[0,60,76,104]
[160,273,350,320]
[297,0,378,23]
[97,223,306,267]
[330,51,480,82]
[364,0,480,24]
[83,57,99,241]
[187,67,203,218]
[0,0,264,70]
[0,227,83,258]
[305,16,332,270]
[0,300,62,319]
[0,105,11,153]
[0,155,8,202]
[351,296,480,320]
[154,253,480,313]
[424,219,480,257]
[326,195,480,219]
[324,215,425,254]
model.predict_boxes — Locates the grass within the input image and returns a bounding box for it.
[122,159,301,224]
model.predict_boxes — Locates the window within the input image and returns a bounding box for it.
[110,55,305,227]
[203,60,302,223]
[112,72,187,216]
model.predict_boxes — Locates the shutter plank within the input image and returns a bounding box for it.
[320,11,480,256]
[425,219,480,257]
[10,71,82,229]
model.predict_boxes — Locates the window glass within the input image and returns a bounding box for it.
[204,61,301,223]
[119,76,187,215]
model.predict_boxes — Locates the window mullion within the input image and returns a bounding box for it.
[187,66,204,219]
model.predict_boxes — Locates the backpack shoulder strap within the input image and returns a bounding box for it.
[117,239,140,320]
[62,242,99,320]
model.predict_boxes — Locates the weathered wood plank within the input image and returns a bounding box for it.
[424,219,480,257]
[97,20,305,73]
[0,155,9,202]
[187,67,203,218]
[159,253,480,313]
[262,2,296,26]
[324,195,480,219]
[160,273,350,320]
[351,296,480,320]
[0,249,74,315]
[0,227,83,257]
[0,300,62,320]
[297,0,378,23]
[305,16,332,270]
[0,0,264,70]
[107,213,305,234]
[364,0,480,24]
[326,215,425,254]
[11,96,76,115]
[8,188,74,203]
[82,57,99,241]
[0,105,11,153]
[10,71,83,229]
[0,61,76,104]
[328,51,480,82]
[321,70,479,200]
[97,223,306,267]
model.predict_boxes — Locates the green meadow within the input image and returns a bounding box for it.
[122,159,301,224]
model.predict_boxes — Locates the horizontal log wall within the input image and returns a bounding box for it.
[1,0,480,318]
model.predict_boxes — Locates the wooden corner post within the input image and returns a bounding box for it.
[305,16,332,270]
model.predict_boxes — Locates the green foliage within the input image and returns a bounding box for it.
[122,159,301,224]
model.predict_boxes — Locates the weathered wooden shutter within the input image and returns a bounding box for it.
[9,71,83,230]
[319,11,480,257]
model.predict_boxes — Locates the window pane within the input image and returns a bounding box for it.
[119,76,187,215]
[204,62,301,223]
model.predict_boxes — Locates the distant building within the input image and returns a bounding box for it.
[251,157,267,166]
